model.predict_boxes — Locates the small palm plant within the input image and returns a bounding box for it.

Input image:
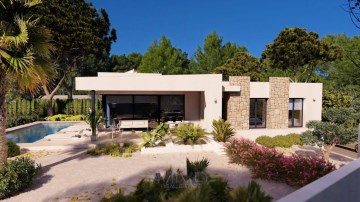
[212,118,235,142]
[140,123,170,148]
[186,157,209,179]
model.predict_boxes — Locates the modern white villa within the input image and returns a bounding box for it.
[75,72,322,134]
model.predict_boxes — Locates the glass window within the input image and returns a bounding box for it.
[288,98,303,127]
[160,95,184,122]
[134,96,159,120]
[249,99,266,128]
[107,96,133,121]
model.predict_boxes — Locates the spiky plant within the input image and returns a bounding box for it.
[212,118,235,142]
[173,123,206,145]
[186,157,209,179]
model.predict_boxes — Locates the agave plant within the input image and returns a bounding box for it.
[212,118,235,142]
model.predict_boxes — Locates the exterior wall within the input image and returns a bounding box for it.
[185,92,202,122]
[76,74,223,131]
[227,76,250,130]
[266,77,289,129]
[289,83,322,126]
[250,82,269,98]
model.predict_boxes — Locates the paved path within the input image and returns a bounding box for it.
[4,150,296,202]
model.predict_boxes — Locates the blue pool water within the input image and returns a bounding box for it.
[6,123,75,143]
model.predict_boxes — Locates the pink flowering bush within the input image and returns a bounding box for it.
[225,138,335,187]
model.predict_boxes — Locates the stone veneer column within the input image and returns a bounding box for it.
[267,77,289,129]
[227,76,250,130]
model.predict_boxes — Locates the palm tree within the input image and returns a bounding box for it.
[0,0,54,166]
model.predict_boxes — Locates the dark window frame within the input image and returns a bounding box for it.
[288,98,304,127]
[249,98,267,129]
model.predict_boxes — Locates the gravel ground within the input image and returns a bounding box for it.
[4,150,296,202]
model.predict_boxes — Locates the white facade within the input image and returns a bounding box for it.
[75,72,322,133]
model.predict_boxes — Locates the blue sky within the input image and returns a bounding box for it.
[88,0,358,58]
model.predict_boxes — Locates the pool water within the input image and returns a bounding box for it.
[6,123,75,143]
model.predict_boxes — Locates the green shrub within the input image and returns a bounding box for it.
[87,142,137,157]
[212,118,235,142]
[45,114,87,121]
[7,142,20,158]
[208,176,231,202]
[6,114,41,128]
[229,181,272,202]
[140,123,169,148]
[0,157,41,199]
[173,124,206,145]
[134,168,186,201]
[186,157,209,179]
[255,133,302,148]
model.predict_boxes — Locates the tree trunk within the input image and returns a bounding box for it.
[321,143,336,162]
[65,80,73,100]
[0,69,8,167]
[42,74,66,117]
[46,99,53,117]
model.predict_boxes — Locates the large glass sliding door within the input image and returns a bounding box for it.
[160,96,184,122]
[107,96,133,122]
[105,94,184,128]
[134,96,159,128]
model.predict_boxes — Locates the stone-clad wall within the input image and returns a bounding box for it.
[266,77,289,129]
[227,76,250,130]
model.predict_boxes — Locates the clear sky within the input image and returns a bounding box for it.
[88,0,358,58]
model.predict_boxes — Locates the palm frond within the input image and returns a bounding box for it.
[1,17,29,48]
[0,48,33,73]
[23,0,42,8]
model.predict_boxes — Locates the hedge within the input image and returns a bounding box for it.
[7,99,102,117]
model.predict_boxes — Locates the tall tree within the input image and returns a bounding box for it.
[214,52,264,81]
[0,0,54,165]
[190,32,247,74]
[321,34,360,88]
[110,53,143,72]
[34,0,116,115]
[262,27,342,82]
[138,36,189,74]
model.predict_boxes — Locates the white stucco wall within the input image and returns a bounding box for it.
[289,83,323,125]
[250,82,270,98]
[76,74,223,131]
[75,73,322,132]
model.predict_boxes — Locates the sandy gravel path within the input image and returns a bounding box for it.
[4,150,296,202]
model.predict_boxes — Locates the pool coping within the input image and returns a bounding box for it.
[5,121,84,133]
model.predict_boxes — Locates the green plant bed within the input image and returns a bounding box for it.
[255,133,302,148]
[87,142,138,157]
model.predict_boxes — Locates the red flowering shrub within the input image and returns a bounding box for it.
[225,138,335,187]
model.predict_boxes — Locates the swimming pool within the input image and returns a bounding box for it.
[6,122,75,143]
